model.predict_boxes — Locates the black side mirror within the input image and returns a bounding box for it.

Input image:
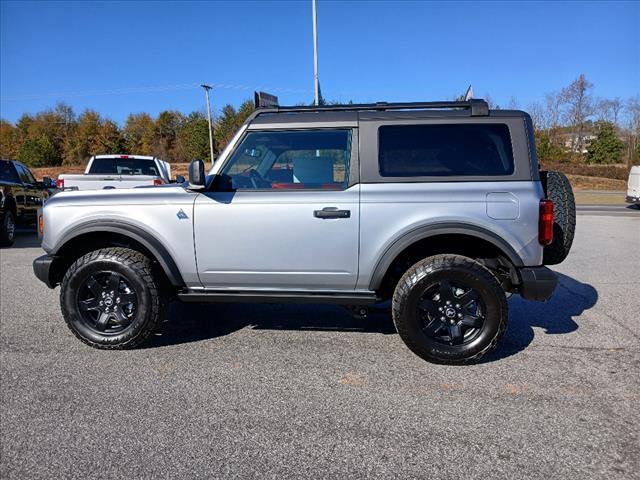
[188,160,205,189]
[42,176,54,188]
[175,175,186,184]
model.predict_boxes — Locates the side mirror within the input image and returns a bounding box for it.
[42,176,54,188]
[188,160,206,189]
[175,175,186,184]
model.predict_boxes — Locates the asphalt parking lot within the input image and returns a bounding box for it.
[1,210,639,479]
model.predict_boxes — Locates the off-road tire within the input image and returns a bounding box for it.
[60,247,164,349]
[0,210,16,247]
[392,254,508,365]
[541,170,576,265]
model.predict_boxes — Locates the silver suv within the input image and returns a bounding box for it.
[33,99,576,364]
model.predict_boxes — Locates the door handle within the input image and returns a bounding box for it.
[314,207,351,219]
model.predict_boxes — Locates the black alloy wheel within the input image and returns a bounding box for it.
[76,272,138,334]
[418,279,485,346]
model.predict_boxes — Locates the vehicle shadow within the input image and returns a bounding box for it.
[483,272,597,362]
[146,273,597,361]
[146,302,396,348]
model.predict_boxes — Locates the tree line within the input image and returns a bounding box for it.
[520,74,639,166]
[0,100,255,167]
[1,74,639,168]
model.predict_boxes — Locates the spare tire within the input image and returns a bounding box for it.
[540,170,576,265]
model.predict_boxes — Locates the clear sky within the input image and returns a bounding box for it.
[1,0,638,124]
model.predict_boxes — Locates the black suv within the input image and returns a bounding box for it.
[1,159,53,247]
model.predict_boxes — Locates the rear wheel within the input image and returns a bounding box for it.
[392,254,508,364]
[60,247,165,349]
[0,211,16,247]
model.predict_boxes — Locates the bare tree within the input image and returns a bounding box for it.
[597,97,623,125]
[483,93,497,109]
[527,101,546,131]
[624,96,640,168]
[544,91,563,143]
[559,73,594,154]
[507,96,519,110]
[625,96,640,133]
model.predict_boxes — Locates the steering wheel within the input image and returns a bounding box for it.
[248,169,267,189]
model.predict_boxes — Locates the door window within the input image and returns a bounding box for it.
[217,129,352,190]
[15,164,36,184]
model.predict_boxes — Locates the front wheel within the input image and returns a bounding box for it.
[392,254,508,364]
[60,248,165,349]
[0,211,16,247]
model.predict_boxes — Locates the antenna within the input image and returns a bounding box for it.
[464,85,474,101]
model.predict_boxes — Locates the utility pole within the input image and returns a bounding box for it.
[312,0,319,106]
[200,84,215,167]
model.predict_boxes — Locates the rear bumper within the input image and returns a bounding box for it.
[626,195,640,204]
[517,266,558,301]
[33,254,56,288]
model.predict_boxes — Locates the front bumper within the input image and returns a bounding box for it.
[33,254,56,288]
[517,266,558,301]
[626,195,640,205]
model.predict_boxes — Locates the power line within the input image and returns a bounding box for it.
[0,82,310,102]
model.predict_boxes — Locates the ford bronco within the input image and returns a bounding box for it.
[33,98,576,364]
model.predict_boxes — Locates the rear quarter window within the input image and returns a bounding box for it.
[378,124,514,177]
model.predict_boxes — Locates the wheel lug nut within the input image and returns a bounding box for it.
[455,304,460,309]
[440,316,445,321]
[450,319,455,324]
[446,301,451,305]
[458,313,463,319]
[438,307,443,312]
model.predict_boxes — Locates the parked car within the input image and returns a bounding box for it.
[1,159,53,246]
[33,98,576,364]
[56,155,172,191]
[626,165,640,206]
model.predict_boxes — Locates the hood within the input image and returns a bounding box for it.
[46,184,197,208]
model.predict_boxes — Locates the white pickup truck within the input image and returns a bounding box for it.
[56,155,173,191]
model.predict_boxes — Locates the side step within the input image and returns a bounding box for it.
[178,290,378,305]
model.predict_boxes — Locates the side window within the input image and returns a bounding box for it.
[378,124,514,177]
[15,164,34,184]
[218,129,352,190]
[0,162,21,184]
[22,166,37,184]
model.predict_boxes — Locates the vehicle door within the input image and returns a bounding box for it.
[0,161,25,216]
[14,164,41,221]
[194,128,360,290]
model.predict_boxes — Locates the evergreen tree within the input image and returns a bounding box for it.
[17,136,60,167]
[586,121,625,164]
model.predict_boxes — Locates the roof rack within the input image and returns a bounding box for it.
[251,99,490,119]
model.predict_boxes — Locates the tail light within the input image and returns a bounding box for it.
[153,178,166,186]
[539,199,554,245]
[56,178,64,189]
[39,215,44,235]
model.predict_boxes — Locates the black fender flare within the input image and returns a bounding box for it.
[51,220,185,287]
[368,222,524,290]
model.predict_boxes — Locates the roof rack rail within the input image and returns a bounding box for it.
[251,99,490,118]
